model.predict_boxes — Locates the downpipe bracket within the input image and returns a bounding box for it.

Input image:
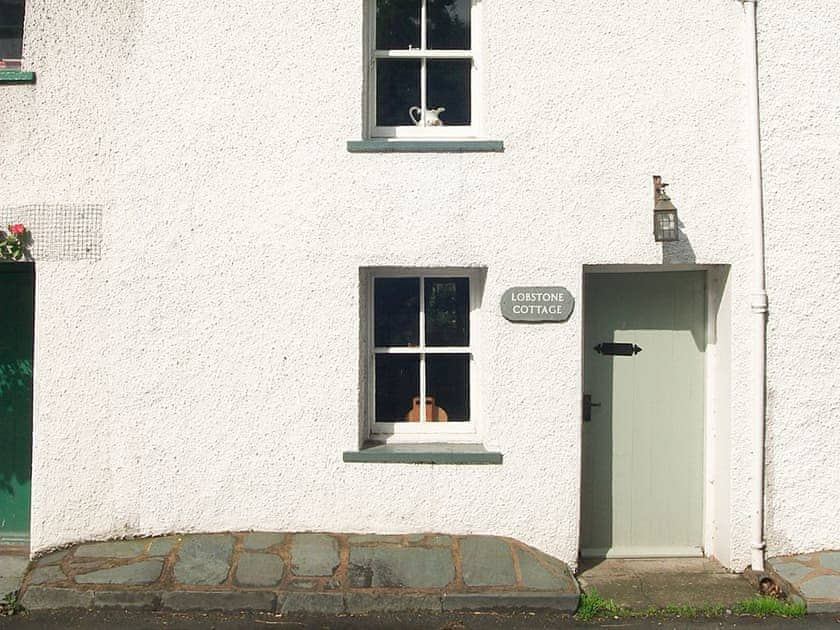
[750,292,769,314]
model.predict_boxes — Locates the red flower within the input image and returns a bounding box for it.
[9,224,25,236]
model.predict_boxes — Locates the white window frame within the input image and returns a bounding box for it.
[366,268,482,443]
[366,0,483,139]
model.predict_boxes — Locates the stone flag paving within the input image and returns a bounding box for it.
[18,533,579,614]
[0,551,28,600]
[767,551,840,613]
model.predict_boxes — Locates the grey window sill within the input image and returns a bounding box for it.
[347,139,504,153]
[343,442,503,465]
[0,70,36,84]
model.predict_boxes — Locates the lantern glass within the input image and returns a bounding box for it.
[654,208,679,242]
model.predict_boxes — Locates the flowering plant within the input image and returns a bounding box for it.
[0,224,31,261]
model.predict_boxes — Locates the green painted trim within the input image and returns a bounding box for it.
[347,139,504,154]
[0,533,30,545]
[343,443,503,465]
[0,262,35,274]
[0,70,36,83]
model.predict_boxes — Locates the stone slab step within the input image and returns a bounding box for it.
[19,532,580,614]
[767,551,840,613]
[578,557,757,610]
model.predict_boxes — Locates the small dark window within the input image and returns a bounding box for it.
[372,274,472,426]
[0,0,25,69]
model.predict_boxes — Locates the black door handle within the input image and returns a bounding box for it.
[583,394,601,422]
[594,342,642,356]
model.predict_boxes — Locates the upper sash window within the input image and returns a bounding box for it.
[369,0,480,139]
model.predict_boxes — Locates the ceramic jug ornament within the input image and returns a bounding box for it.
[409,106,445,126]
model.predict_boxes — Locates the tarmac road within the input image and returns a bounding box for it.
[0,610,838,629]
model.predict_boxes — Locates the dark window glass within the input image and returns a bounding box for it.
[375,277,419,347]
[425,277,469,346]
[427,59,471,125]
[0,0,25,61]
[375,354,420,422]
[376,0,420,50]
[376,59,421,127]
[426,354,470,422]
[427,0,470,50]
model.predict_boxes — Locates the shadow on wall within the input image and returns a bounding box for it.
[662,219,697,264]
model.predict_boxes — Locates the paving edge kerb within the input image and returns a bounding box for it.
[17,532,581,615]
[21,588,579,614]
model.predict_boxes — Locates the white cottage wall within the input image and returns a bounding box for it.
[759,0,840,559]
[0,0,833,571]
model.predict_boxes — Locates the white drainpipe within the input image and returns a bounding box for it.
[741,0,768,573]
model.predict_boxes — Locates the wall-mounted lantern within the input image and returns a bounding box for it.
[653,175,679,242]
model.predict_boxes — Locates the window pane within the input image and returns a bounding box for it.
[376,59,421,127]
[0,0,24,61]
[425,277,469,347]
[426,354,470,422]
[426,59,471,126]
[427,0,470,50]
[375,354,420,422]
[375,277,420,347]
[376,0,420,50]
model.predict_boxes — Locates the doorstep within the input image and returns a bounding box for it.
[767,551,840,613]
[577,557,757,610]
[18,532,579,614]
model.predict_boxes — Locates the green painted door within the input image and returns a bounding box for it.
[0,264,34,545]
[581,272,705,557]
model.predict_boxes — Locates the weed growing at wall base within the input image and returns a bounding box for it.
[0,591,23,616]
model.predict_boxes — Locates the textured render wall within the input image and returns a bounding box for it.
[759,1,840,558]
[1,2,141,547]
[0,0,784,569]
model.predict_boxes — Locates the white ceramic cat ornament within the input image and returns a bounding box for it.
[409,106,445,126]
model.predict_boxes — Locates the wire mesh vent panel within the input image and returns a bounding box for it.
[0,204,103,261]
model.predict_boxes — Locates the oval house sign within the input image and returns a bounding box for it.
[501,286,575,323]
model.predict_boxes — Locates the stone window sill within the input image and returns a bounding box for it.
[343,442,503,465]
[0,70,36,84]
[346,139,504,154]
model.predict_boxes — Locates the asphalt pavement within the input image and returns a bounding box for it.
[0,610,839,629]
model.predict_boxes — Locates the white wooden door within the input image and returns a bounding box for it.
[581,272,705,557]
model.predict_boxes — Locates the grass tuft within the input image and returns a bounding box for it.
[575,590,620,621]
[733,596,806,618]
[576,591,806,621]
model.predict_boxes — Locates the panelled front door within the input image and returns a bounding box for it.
[581,271,705,557]
[0,263,34,545]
